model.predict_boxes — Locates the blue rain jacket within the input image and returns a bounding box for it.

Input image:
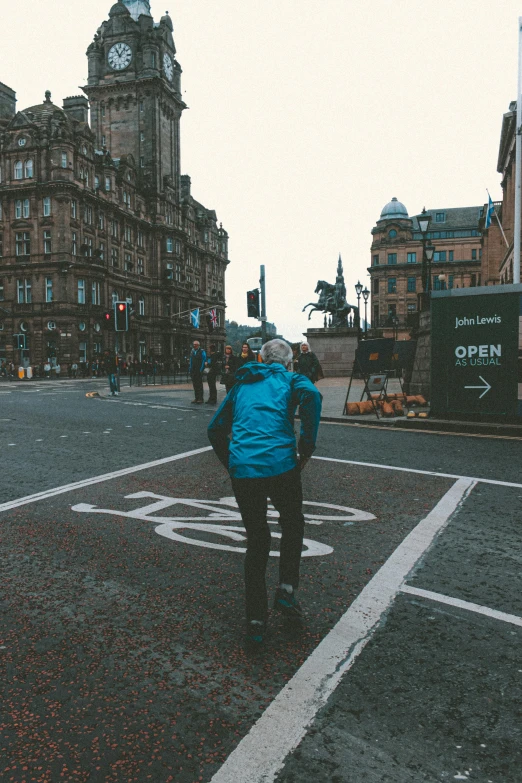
[207,362,322,479]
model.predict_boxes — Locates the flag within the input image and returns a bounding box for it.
[485,194,495,229]
[210,308,218,328]
[190,308,200,328]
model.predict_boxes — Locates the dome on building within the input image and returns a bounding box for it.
[122,0,151,20]
[109,0,131,17]
[379,197,409,220]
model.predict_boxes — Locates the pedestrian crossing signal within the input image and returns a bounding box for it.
[114,301,129,332]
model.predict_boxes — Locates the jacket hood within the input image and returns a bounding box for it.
[235,362,288,384]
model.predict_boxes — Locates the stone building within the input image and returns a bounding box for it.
[369,197,483,338]
[0,0,228,370]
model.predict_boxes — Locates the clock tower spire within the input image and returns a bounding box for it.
[85,0,184,199]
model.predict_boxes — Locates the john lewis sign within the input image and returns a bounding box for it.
[431,286,522,420]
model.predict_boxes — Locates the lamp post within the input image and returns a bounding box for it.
[362,286,370,335]
[417,208,431,311]
[354,280,363,340]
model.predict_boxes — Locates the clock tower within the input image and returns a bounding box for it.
[85,0,185,200]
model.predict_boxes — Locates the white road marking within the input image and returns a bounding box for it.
[210,478,475,783]
[401,585,522,627]
[0,446,213,513]
[321,420,522,441]
[8,443,16,446]
[313,455,522,490]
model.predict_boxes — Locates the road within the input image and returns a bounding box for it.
[1,379,521,783]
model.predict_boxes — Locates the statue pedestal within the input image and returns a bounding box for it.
[305,328,358,377]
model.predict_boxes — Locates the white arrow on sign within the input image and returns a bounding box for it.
[464,376,491,399]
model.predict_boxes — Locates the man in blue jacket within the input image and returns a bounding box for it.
[189,340,206,404]
[208,339,322,646]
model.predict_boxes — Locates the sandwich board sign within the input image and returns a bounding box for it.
[430,285,522,420]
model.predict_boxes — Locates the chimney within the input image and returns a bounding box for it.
[181,175,191,199]
[0,82,16,124]
[63,95,89,123]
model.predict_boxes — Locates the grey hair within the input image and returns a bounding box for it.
[260,338,293,367]
[300,341,310,348]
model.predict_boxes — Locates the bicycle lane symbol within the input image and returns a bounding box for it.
[71,492,376,557]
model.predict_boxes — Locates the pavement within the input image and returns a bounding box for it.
[2,377,522,782]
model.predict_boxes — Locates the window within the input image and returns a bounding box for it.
[175,263,181,282]
[112,290,119,306]
[166,236,173,253]
[407,276,416,292]
[44,230,52,254]
[91,281,100,305]
[433,275,444,290]
[15,199,30,219]
[140,101,144,113]
[14,160,23,179]
[72,232,77,256]
[407,252,416,264]
[101,104,106,117]
[372,278,379,294]
[137,230,144,248]
[45,277,53,302]
[138,295,145,316]
[102,135,106,147]
[0,279,4,300]
[435,212,445,223]
[17,278,31,303]
[15,232,30,256]
[111,248,119,267]
[387,253,397,265]
[84,204,93,224]
[83,237,93,257]
[95,176,99,190]
[449,250,454,262]
[166,262,174,280]
[79,341,87,362]
[124,253,133,271]
[388,229,397,238]
[111,220,118,239]
[448,275,454,289]
[387,304,397,318]
[124,225,132,242]
[15,200,22,219]
[61,152,67,168]
[407,303,416,312]
[77,279,86,304]
[387,277,397,294]
[23,199,30,218]
[175,239,181,255]
[71,199,78,219]
[471,249,477,260]
[137,258,144,275]
[140,157,144,168]
[471,273,477,287]
[43,197,51,216]
[373,304,379,326]
[433,251,446,262]
[24,159,33,178]
[99,242,105,261]
[98,211,105,230]
[105,176,111,192]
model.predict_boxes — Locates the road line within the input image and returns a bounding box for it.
[0,446,213,513]
[210,477,475,783]
[313,455,522,489]
[401,585,522,627]
[320,420,522,441]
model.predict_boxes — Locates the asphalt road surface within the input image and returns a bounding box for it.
[1,380,521,783]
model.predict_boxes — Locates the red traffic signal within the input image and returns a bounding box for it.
[247,289,260,318]
[114,301,129,332]
[103,311,113,326]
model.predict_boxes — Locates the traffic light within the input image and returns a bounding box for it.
[103,310,113,328]
[247,289,260,318]
[114,301,129,332]
[14,334,26,350]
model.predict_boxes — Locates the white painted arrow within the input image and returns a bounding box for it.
[464,376,491,399]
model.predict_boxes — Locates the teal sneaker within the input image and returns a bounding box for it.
[245,620,266,647]
[273,587,304,623]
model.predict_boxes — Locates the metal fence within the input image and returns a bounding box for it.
[127,371,191,387]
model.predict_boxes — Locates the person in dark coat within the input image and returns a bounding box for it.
[205,343,222,404]
[295,341,323,384]
[220,345,238,394]
[189,340,206,404]
[237,343,256,369]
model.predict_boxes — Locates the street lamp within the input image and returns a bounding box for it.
[362,286,370,335]
[354,280,363,340]
[417,208,431,311]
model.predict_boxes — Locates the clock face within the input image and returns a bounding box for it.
[163,53,174,81]
[108,42,132,71]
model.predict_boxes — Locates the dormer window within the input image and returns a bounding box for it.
[435,212,445,223]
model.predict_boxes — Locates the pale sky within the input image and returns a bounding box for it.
[2,0,520,340]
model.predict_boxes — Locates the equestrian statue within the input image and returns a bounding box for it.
[302,255,360,329]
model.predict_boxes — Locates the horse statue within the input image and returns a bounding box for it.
[302,280,337,320]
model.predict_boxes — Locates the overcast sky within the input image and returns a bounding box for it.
[3,0,520,340]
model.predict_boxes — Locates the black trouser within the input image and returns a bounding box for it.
[191,371,204,401]
[231,468,305,622]
[207,372,217,402]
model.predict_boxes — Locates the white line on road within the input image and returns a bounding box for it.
[313,455,522,490]
[210,477,476,783]
[0,446,213,514]
[401,585,522,627]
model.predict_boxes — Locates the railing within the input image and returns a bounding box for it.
[127,371,190,387]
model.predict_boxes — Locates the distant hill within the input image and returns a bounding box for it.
[225,320,283,353]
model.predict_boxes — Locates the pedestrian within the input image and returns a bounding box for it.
[103,351,119,396]
[220,345,238,394]
[189,340,206,404]
[295,341,324,384]
[237,342,256,369]
[205,343,222,404]
[208,338,322,647]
